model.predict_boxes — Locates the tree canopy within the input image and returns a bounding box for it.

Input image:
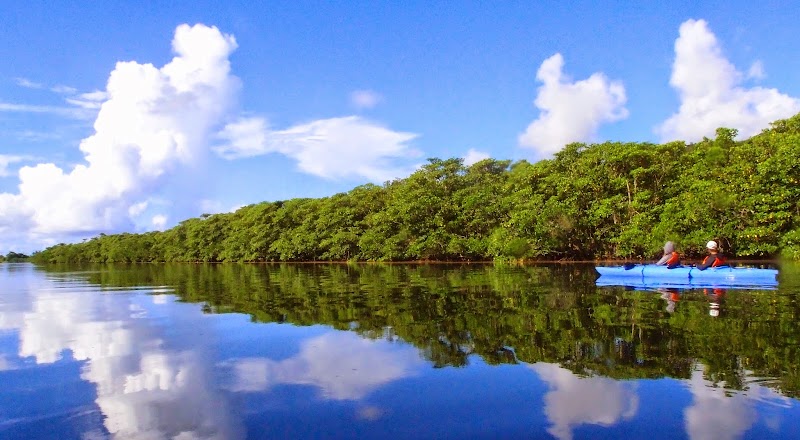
[31,113,800,263]
[2,252,30,263]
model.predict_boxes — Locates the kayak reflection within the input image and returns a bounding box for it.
[604,282,730,318]
[705,288,725,318]
[658,288,680,314]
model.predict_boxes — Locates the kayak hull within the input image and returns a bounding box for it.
[595,264,778,287]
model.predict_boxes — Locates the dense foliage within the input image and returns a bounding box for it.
[1,252,30,263]
[43,262,800,397]
[31,114,800,263]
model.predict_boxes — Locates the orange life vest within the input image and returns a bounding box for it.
[702,253,727,267]
[665,251,680,266]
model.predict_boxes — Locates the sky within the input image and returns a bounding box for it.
[1,1,799,253]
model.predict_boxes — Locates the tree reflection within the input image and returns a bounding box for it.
[37,262,800,398]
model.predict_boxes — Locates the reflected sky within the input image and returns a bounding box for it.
[683,365,793,440]
[530,362,639,440]
[222,332,424,399]
[1,264,243,439]
[1,263,800,439]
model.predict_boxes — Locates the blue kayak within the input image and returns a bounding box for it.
[595,264,778,287]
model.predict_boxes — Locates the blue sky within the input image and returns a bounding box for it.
[1,1,799,252]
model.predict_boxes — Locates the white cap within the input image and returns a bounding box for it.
[706,240,718,250]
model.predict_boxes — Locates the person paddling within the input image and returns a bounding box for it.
[696,240,727,270]
[655,241,680,268]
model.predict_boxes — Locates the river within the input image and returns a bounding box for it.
[1,262,799,439]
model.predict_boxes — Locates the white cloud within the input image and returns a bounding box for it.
[9,79,93,115]
[66,90,109,109]
[350,89,382,110]
[152,214,168,230]
[518,53,628,157]
[51,84,79,94]
[657,19,800,142]
[0,101,85,118]
[530,362,639,440]
[214,117,268,159]
[463,148,490,166]
[14,77,43,89]
[216,115,421,182]
[127,201,149,217]
[0,23,240,243]
[0,155,32,177]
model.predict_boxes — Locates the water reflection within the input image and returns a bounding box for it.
[658,288,680,313]
[1,265,243,439]
[0,354,11,371]
[704,288,725,318]
[684,365,792,440]
[655,287,727,317]
[223,331,423,399]
[1,262,799,439]
[530,363,639,439]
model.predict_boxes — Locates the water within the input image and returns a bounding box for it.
[1,262,800,439]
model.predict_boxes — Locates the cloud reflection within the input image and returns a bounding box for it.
[0,272,242,439]
[529,362,639,440]
[225,332,424,400]
[684,365,790,440]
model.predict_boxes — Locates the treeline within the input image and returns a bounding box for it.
[32,113,800,263]
[0,252,30,263]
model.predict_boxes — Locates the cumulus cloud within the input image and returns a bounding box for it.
[350,89,383,110]
[0,23,240,243]
[215,115,421,182]
[657,19,800,142]
[530,362,639,440]
[463,148,490,166]
[2,23,423,249]
[518,53,628,157]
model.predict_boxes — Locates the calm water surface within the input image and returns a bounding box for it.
[2,262,800,439]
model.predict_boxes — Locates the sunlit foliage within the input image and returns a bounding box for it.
[32,113,800,263]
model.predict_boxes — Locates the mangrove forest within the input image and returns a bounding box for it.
[31,113,800,263]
